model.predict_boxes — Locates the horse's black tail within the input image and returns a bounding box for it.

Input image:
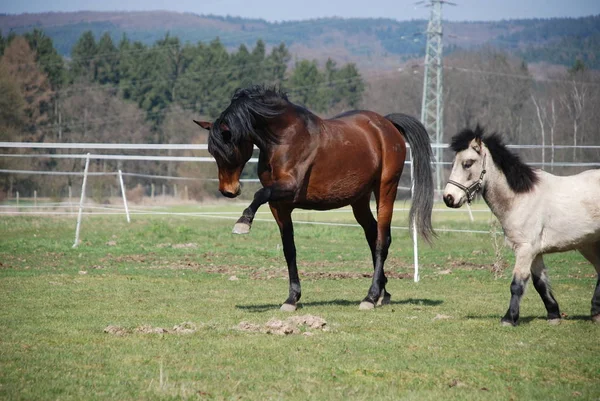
[385,113,436,244]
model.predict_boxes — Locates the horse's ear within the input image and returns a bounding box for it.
[193,120,212,130]
[219,122,230,132]
[471,138,482,154]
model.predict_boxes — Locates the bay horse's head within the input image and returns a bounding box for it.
[443,126,487,208]
[194,119,253,198]
[194,86,288,198]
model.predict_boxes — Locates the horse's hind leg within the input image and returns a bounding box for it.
[269,203,301,312]
[578,242,600,323]
[352,195,391,308]
[530,255,561,325]
[359,184,396,310]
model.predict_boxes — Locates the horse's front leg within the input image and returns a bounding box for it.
[501,248,535,326]
[270,204,301,311]
[232,187,272,234]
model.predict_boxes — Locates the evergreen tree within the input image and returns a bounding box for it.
[95,32,118,85]
[288,60,326,112]
[249,39,267,84]
[70,31,97,81]
[334,63,364,109]
[117,35,139,99]
[265,43,290,85]
[176,38,231,117]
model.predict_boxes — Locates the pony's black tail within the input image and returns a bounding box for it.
[385,113,436,244]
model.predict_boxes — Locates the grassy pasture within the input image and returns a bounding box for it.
[0,202,599,400]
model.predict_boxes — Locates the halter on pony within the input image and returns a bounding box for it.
[447,153,487,205]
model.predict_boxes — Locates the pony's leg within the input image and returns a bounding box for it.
[501,248,535,326]
[578,242,600,323]
[269,203,301,312]
[232,187,271,234]
[359,186,395,310]
[351,195,391,307]
[530,255,561,325]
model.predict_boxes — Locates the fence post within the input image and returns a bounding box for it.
[68,185,73,213]
[73,153,90,248]
[118,170,130,223]
[16,191,19,210]
[34,190,37,208]
[410,149,419,283]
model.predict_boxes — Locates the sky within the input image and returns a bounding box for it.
[1,0,599,22]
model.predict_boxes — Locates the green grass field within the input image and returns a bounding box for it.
[1,202,599,400]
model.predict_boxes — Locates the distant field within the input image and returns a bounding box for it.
[1,201,598,400]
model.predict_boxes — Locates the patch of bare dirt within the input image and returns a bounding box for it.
[104,322,198,336]
[95,253,413,279]
[237,315,328,336]
[103,325,129,336]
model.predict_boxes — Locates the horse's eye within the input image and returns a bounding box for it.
[463,160,474,169]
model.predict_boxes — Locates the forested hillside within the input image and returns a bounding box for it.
[1,12,599,69]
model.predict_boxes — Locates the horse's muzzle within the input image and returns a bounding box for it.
[220,187,241,198]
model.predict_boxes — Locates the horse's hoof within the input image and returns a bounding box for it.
[280,303,297,312]
[359,301,375,311]
[592,314,600,324]
[377,292,391,306]
[547,318,561,326]
[232,222,251,235]
[500,320,516,327]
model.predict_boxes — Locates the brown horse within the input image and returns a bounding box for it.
[195,85,434,311]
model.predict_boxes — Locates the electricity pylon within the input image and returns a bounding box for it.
[418,0,454,193]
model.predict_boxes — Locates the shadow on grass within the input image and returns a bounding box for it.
[465,314,594,325]
[236,298,443,313]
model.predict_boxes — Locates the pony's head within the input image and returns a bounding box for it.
[443,125,487,208]
[443,125,539,208]
[194,119,253,198]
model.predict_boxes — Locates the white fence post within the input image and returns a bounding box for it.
[410,149,419,283]
[73,153,90,248]
[118,169,130,223]
[68,185,73,213]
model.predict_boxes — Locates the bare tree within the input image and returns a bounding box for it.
[2,36,53,141]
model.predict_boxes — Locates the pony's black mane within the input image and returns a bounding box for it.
[208,85,290,164]
[451,125,539,193]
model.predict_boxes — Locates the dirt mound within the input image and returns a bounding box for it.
[104,322,198,336]
[237,315,328,336]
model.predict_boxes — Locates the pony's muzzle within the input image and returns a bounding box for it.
[443,193,455,208]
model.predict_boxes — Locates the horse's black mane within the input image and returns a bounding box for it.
[451,125,539,193]
[208,85,290,164]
